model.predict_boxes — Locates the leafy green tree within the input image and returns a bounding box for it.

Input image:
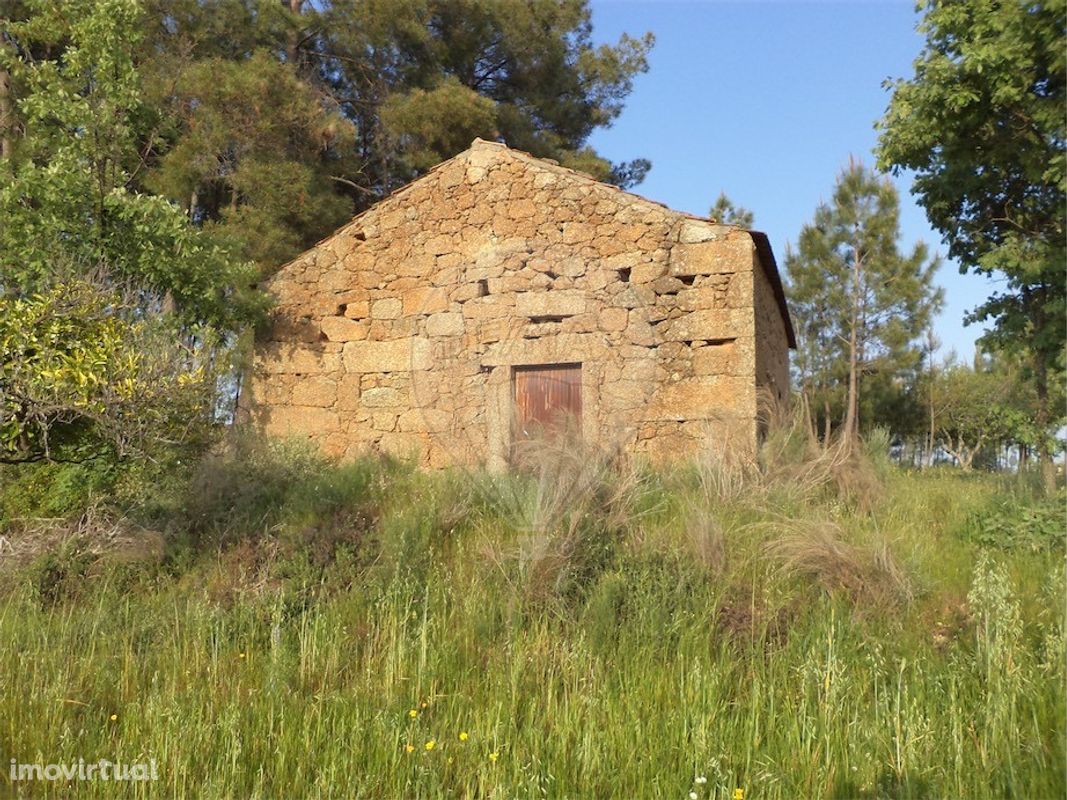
[137,0,653,268]
[786,161,944,444]
[0,0,260,464]
[709,192,754,228]
[877,0,1065,488]
[932,361,1016,471]
[0,0,260,330]
[976,347,1061,470]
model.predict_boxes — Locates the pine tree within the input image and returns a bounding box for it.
[135,0,654,271]
[708,192,754,228]
[786,160,943,445]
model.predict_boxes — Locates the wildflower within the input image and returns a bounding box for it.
[425,740,436,751]
[689,793,698,800]
[695,776,707,784]
[238,653,246,659]
[404,744,415,754]
[488,751,499,763]
[408,709,418,719]
[421,701,429,709]
[109,714,118,722]
[733,790,744,800]
[447,757,453,764]
[459,731,469,741]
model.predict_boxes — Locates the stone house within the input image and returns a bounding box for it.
[239,139,795,469]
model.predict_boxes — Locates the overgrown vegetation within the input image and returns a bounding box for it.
[0,0,1063,796]
[0,428,1062,798]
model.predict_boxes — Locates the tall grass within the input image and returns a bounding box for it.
[0,434,1062,798]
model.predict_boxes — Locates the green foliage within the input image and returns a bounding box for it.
[145,51,356,268]
[0,282,217,465]
[182,437,346,547]
[24,537,96,608]
[785,161,943,440]
[381,77,498,173]
[0,0,268,470]
[134,0,653,269]
[932,361,1014,469]
[0,0,260,330]
[0,461,118,521]
[877,0,1066,465]
[709,191,754,228]
[963,491,1066,553]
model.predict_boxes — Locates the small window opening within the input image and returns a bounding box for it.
[529,315,569,324]
[617,267,631,282]
[477,278,489,297]
[679,275,696,286]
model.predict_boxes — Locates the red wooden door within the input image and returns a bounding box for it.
[513,364,582,442]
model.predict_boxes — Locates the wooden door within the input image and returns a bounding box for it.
[513,364,582,443]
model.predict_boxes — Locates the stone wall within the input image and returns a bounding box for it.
[241,139,792,468]
[752,244,791,426]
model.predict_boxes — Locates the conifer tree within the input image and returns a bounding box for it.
[786,161,943,445]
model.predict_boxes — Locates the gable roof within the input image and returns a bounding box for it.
[277,138,796,348]
[749,231,797,348]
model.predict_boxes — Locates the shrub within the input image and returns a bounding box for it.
[962,491,1066,552]
[24,538,96,607]
[0,460,119,522]
[181,435,332,547]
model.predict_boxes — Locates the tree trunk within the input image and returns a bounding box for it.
[942,435,975,472]
[842,233,862,446]
[823,396,832,447]
[801,387,816,442]
[0,63,13,162]
[1033,351,1057,493]
[926,374,936,468]
[287,0,305,66]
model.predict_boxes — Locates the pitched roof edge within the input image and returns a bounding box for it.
[749,231,797,349]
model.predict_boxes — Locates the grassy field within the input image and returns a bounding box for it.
[0,435,1063,798]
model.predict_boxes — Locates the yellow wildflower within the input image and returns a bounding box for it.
[408,709,418,719]
[404,744,415,754]
[109,714,117,722]
[459,731,469,742]
[238,653,246,659]
[425,740,436,751]
[733,789,744,800]
[488,752,499,763]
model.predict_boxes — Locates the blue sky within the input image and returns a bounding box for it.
[587,0,998,360]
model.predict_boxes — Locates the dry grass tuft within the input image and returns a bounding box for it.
[0,505,164,573]
[682,505,726,575]
[695,392,886,511]
[765,518,912,607]
[479,418,650,604]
